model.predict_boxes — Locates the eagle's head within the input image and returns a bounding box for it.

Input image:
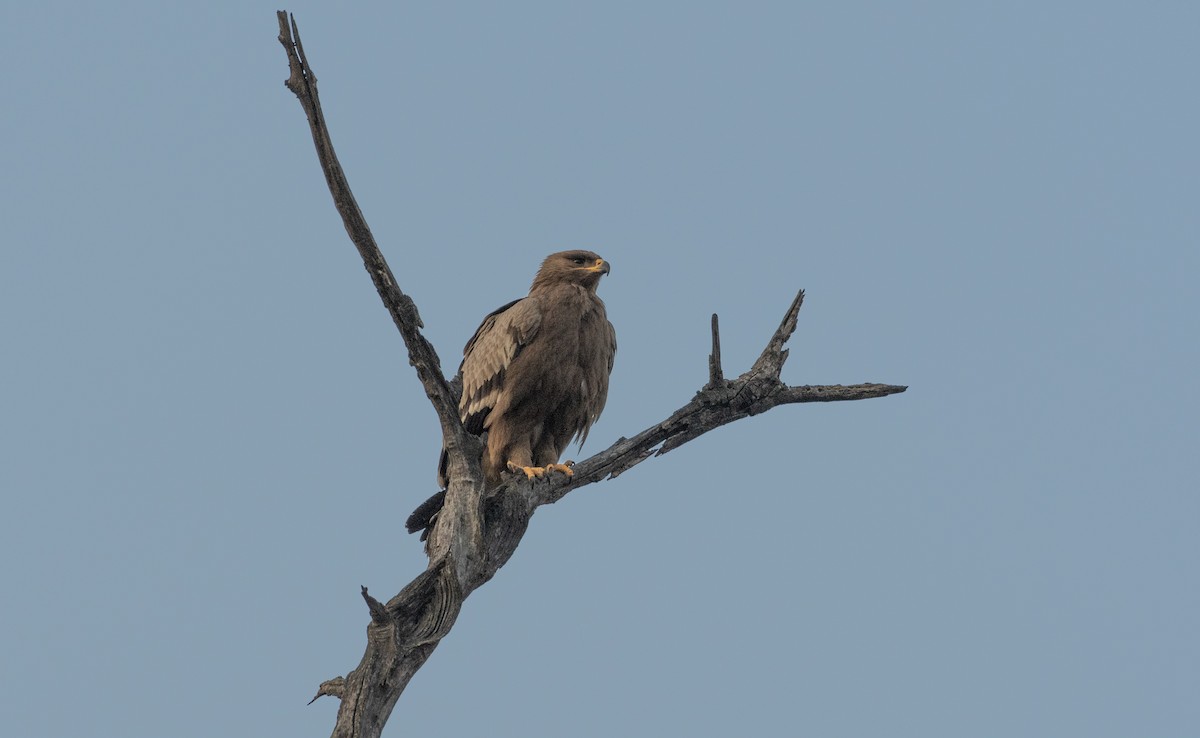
[532,250,611,292]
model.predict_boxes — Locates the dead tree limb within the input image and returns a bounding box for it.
[277,12,906,738]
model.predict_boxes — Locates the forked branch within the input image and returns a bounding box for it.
[276,12,906,738]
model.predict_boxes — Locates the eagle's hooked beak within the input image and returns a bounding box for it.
[588,258,611,275]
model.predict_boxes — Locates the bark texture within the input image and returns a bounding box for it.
[277,13,907,738]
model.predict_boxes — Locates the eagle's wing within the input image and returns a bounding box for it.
[459,296,543,433]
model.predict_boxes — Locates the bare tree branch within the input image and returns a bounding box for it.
[308,677,345,706]
[706,313,725,389]
[276,12,906,738]
[534,376,905,507]
[275,12,461,445]
[751,287,804,377]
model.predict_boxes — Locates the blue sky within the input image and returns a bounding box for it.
[2,2,1196,736]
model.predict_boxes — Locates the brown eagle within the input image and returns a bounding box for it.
[406,250,616,538]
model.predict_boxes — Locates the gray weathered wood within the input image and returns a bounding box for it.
[277,12,906,738]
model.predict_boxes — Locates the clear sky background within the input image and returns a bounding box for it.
[2,2,1196,737]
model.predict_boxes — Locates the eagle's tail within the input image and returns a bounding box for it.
[405,490,447,541]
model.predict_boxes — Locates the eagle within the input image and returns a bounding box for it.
[406,250,617,538]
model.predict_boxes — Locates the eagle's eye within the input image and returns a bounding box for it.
[571,257,587,265]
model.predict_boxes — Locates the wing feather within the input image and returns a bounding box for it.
[460,297,543,429]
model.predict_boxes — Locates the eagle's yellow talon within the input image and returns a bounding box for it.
[505,461,574,480]
[545,463,574,477]
[506,462,545,480]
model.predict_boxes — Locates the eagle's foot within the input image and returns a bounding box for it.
[545,462,574,478]
[506,461,547,480]
[505,461,575,480]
